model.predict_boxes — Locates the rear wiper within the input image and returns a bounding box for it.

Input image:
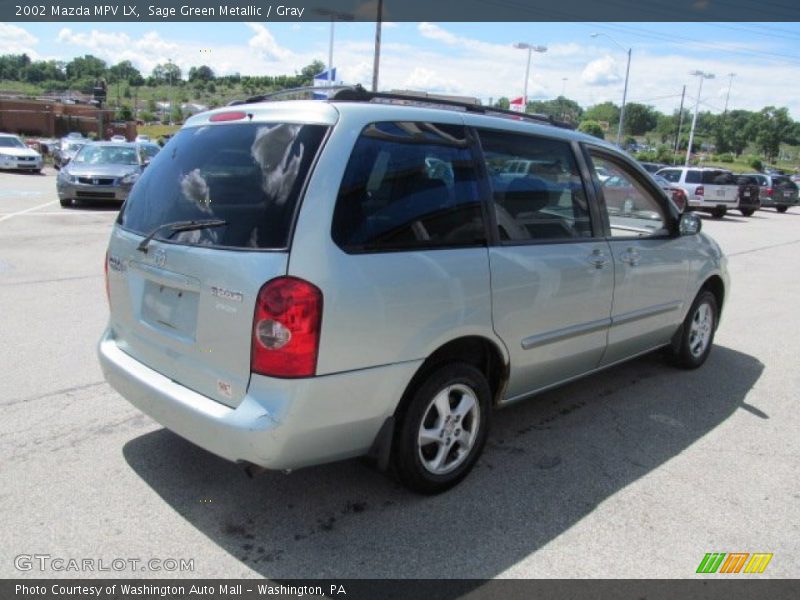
[136,219,228,253]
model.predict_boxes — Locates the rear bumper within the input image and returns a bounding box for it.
[98,330,421,470]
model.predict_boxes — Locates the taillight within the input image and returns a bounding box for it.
[695,186,704,196]
[251,277,323,378]
[767,187,773,196]
[671,189,687,211]
[104,250,110,306]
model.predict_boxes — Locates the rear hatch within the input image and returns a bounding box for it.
[106,111,331,407]
[773,176,799,205]
[696,170,739,204]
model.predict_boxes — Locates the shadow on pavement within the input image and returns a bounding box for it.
[123,345,763,581]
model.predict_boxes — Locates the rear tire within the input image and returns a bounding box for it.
[668,290,718,369]
[711,207,727,219]
[776,206,788,213]
[740,209,754,217]
[393,363,491,494]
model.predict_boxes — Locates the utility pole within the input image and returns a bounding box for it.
[372,0,383,92]
[674,84,686,163]
[685,71,715,167]
[723,72,736,113]
[591,33,631,147]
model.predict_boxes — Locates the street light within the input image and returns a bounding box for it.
[315,8,354,86]
[513,42,547,109]
[590,33,631,147]
[685,70,715,167]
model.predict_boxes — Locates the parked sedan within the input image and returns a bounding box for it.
[0,133,43,172]
[56,142,159,208]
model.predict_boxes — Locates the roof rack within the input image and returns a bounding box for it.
[228,85,574,130]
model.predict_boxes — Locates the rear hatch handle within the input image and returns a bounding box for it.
[136,219,228,254]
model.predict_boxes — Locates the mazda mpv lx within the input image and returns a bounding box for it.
[99,88,729,493]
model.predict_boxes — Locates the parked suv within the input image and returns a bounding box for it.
[745,173,799,213]
[734,174,761,217]
[656,167,739,218]
[98,89,729,493]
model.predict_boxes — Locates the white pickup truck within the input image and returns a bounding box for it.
[656,167,739,218]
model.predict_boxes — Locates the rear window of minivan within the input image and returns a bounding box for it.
[118,122,328,249]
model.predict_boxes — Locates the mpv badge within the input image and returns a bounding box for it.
[153,248,167,267]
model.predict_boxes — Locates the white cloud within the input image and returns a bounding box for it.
[246,23,292,61]
[581,56,622,86]
[0,23,39,56]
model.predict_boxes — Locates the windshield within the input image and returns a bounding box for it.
[118,122,328,250]
[74,145,139,165]
[0,137,26,149]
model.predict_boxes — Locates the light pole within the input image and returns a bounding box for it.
[315,8,353,86]
[513,42,547,110]
[561,77,568,97]
[685,70,715,167]
[590,33,631,147]
[372,0,383,92]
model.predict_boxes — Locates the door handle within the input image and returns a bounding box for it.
[621,248,641,266]
[588,248,609,269]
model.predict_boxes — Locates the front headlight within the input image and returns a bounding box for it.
[120,172,140,185]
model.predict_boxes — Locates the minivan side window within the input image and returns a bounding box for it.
[477,129,592,242]
[332,122,484,252]
[589,153,669,238]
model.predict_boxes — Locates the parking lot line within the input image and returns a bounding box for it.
[0,200,57,223]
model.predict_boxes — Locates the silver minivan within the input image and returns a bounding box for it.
[99,89,729,493]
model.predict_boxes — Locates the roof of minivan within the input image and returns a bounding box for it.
[184,99,615,151]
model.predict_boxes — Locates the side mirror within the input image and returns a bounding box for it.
[679,211,702,236]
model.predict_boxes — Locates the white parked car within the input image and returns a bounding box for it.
[0,133,43,173]
[656,167,739,218]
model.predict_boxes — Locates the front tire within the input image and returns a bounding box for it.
[393,363,491,494]
[740,208,754,217]
[776,206,788,213]
[669,290,718,369]
[59,197,72,208]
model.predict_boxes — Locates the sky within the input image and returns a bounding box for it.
[2,21,800,118]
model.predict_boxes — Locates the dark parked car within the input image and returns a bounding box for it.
[745,173,799,213]
[734,175,761,216]
[639,161,668,174]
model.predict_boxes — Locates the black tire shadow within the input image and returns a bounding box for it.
[123,345,763,583]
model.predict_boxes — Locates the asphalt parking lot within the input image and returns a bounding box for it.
[1,168,798,580]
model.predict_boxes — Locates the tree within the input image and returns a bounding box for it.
[151,62,182,85]
[188,65,215,82]
[583,101,620,128]
[578,120,605,139]
[752,107,793,161]
[65,55,107,80]
[116,104,134,121]
[713,109,754,156]
[299,60,326,84]
[622,103,657,136]
[494,97,510,110]
[108,60,144,86]
[527,96,583,125]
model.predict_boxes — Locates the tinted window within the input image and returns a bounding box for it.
[74,145,139,165]
[119,123,327,250]
[659,169,681,183]
[590,153,669,238]
[479,130,592,241]
[332,122,484,251]
[685,170,702,184]
[702,170,735,184]
[773,176,798,190]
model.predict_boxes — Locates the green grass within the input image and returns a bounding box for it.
[138,124,181,139]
